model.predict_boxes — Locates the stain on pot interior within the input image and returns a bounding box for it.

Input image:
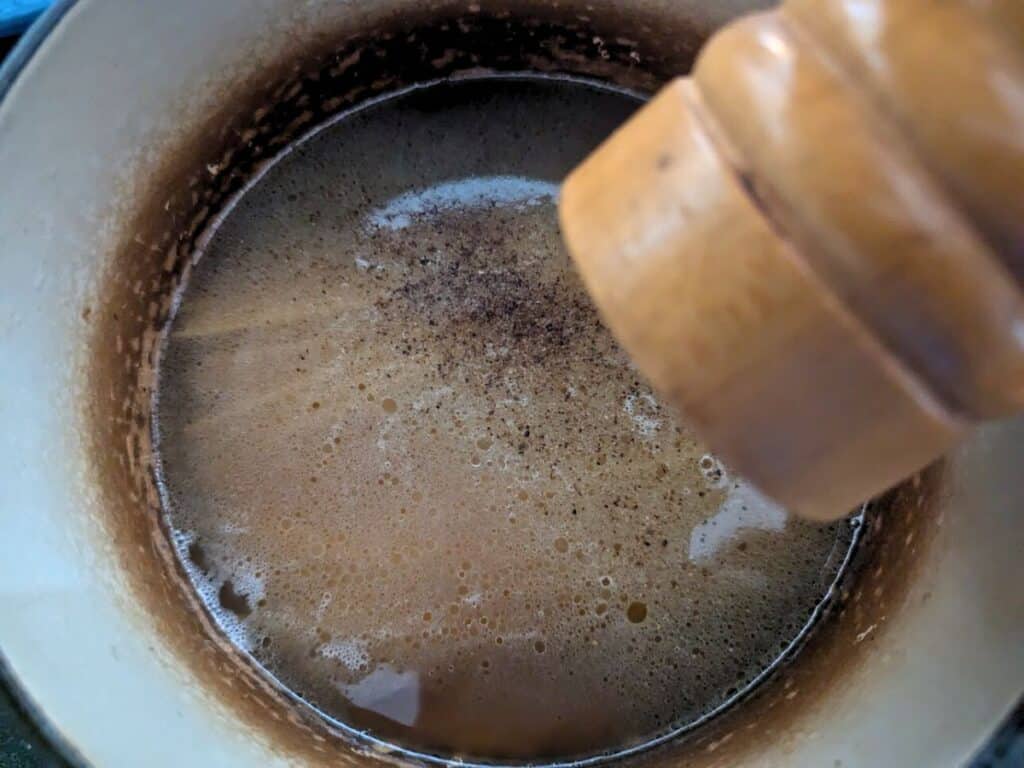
[80,2,943,765]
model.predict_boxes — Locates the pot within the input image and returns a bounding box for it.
[0,1,1021,766]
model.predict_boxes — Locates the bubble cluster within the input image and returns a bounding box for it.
[153,77,856,761]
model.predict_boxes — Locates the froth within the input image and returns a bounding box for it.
[153,77,856,761]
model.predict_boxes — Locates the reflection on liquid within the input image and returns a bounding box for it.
[366,176,559,232]
[689,459,787,562]
[343,664,421,727]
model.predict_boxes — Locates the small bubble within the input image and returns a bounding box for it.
[554,538,569,554]
[477,437,493,450]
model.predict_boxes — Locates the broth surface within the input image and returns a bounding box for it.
[154,77,856,760]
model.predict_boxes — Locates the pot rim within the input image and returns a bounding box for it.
[1,3,91,765]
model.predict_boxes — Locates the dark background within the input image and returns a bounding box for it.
[0,28,1021,768]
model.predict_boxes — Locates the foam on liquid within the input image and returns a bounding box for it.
[154,78,856,761]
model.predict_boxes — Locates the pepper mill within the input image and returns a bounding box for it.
[559,0,1024,521]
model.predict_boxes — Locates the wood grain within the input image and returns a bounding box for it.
[559,0,1024,521]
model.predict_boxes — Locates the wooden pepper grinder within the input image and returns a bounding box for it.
[559,0,1024,521]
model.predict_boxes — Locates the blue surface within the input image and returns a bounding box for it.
[0,0,50,36]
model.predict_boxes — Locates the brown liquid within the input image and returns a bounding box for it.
[153,77,857,761]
